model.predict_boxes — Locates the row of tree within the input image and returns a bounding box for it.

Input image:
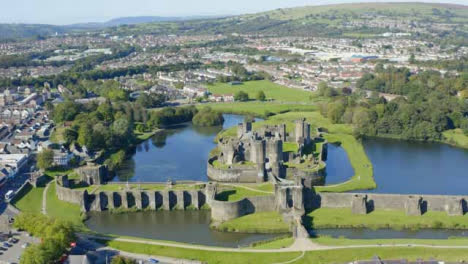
[320,68,468,141]
[14,213,76,264]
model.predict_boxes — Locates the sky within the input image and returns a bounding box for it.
[1,0,467,25]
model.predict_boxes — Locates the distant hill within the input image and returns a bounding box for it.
[1,2,467,40]
[101,2,468,37]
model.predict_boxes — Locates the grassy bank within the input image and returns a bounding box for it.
[46,183,84,226]
[316,133,375,192]
[215,212,290,233]
[102,239,468,263]
[250,236,294,249]
[308,208,468,230]
[315,236,468,246]
[443,129,468,149]
[11,184,44,214]
[202,102,318,118]
[215,183,274,202]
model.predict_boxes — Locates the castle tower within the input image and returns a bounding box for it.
[237,121,252,138]
[295,119,305,143]
[220,141,236,165]
[250,139,266,182]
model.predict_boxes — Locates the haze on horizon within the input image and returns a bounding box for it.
[1,0,467,25]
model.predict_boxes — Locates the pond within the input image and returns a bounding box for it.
[85,210,282,247]
[363,138,468,195]
[323,143,354,185]
[114,114,257,182]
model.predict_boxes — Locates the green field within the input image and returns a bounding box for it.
[202,102,319,118]
[250,236,294,249]
[315,236,468,247]
[308,208,468,230]
[316,133,375,192]
[11,184,44,214]
[46,183,84,225]
[206,80,317,102]
[443,129,468,149]
[102,239,468,264]
[215,183,274,202]
[216,212,290,233]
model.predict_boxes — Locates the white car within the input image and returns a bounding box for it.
[21,243,29,249]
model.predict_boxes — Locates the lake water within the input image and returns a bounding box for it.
[85,210,282,247]
[114,114,255,182]
[363,138,468,195]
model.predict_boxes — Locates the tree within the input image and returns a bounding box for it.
[37,149,54,171]
[234,90,249,102]
[111,256,136,264]
[256,91,266,101]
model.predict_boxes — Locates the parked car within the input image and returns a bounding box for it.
[21,243,29,249]
[0,246,7,251]
[148,258,159,263]
[8,237,18,244]
[3,242,11,248]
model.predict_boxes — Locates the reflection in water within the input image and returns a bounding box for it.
[114,115,259,183]
[86,211,281,247]
[323,143,354,185]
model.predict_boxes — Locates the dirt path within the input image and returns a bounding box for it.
[220,183,274,194]
[42,181,53,215]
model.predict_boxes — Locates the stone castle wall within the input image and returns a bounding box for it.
[210,195,276,221]
[313,192,467,215]
[207,158,259,183]
[56,183,84,205]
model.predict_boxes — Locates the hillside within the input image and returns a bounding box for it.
[103,2,468,43]
[1,2,468,41]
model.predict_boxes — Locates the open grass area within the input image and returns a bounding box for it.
[206,80,317,103]
[308,208,468,230]
[101,239,468,264]
[443,129,468,149]
[283,142,299,153]
[250,236,294,249]
[49,126,66,143]
[315,236,468,246]
[216,211,290,233]
[45,167,74,178]
[46,183,84,226]
[215,183,274,202]
[201,101,318,118]
[11,184,44,214]
[316,133,375,192]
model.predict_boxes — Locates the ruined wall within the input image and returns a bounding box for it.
[207,159,259,183]
[210,195,276,221]
[84,190,207,212]
[314,192,467,216]
[55,183,84,205]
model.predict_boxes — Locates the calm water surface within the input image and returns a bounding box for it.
[363,138,468,195]
[85,210,282,247]
[114,114,258,182]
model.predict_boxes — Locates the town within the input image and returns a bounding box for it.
[0,1,467,264]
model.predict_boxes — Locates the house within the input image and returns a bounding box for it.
[53,148,74,167]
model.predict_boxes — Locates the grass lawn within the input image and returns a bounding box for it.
[102,239,468,263]
[308,208,468,230]
[11,184,44,214]
[202,101,318,118]
[216,211,289,233]
[316,133,375,192]
[46,183,84,226]
[215,184,274,202]
[50,126,66,143]
[443,129,468,149]
[45,167,74,178]
[206,80,317,103]
[315,236,468,246]
[251,236,294,249]
[283,142,299,153]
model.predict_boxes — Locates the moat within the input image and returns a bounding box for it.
[114,114,468,196]
[85,210,281,247]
